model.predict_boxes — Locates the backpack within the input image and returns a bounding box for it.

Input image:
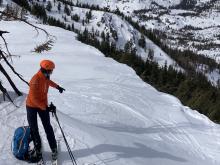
[11,126,31,160]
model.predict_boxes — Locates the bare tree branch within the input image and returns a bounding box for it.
[0,30,13,61]
[0,50,29,86]
[0,10,50,37]
[0,63,22,96]
[0,81,18,107]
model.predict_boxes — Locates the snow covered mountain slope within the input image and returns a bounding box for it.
[24,0,175,67]
[75,0,181,11]
[0,20,220,165]
[75,0,220,61]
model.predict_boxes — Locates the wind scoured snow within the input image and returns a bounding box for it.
[0,20,220,165]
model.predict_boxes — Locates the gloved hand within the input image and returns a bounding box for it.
[57,86,65,93]
[47,102,56,113]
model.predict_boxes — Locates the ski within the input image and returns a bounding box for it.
[37,157,45,165]
[52,159,58,165]
[51,140,60,165]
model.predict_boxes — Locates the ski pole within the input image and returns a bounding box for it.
[51,104,78,165]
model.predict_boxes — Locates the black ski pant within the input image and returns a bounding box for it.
[26,106,57,152]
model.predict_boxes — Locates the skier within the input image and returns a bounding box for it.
[26,60,65,162]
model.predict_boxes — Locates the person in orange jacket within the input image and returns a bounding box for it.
[26,60,65,162]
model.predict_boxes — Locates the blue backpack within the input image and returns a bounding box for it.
[11,126,31,160]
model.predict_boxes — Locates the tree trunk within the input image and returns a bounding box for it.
[0,63,22,96]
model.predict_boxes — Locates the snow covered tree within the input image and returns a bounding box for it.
[0,0,3,6]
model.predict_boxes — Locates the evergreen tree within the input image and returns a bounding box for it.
[71,14,80,22]
[177,0,197,9]
[85,10,92,23]
[101,31,106,41]
[46,1,52,12]
[31,3,47,19]
[148,49,154,61]
[64,4,71,16]
[124,40,134,54]
[12,0,31,10]
[67,24,71,31]
[72,23,75,31]
[58,2,61,13]
[138,34,146,49]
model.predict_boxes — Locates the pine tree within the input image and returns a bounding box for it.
[148,49,154,61]
[46,1,52,12]
[64,4,71,16]
[71,14,80,22]
[58,2,61,13]
[124,40,134,53]
[72,23,75,31]
[101,31,105,41]
[31,3,47,19]
[12,0,30,10]
[138,34,146,49]
[85,10,92,23]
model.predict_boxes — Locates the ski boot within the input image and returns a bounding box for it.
[52,148,58,160]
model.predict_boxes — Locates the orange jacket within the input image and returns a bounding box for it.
[26,70,58,110]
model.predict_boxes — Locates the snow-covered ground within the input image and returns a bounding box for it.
[0,20,220,165]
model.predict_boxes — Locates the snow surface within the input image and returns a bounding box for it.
[0,20,220,165]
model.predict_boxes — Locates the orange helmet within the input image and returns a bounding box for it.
[40,60,55,70]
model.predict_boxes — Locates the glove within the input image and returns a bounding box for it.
[57,86,65,93]
[47,102,56,113]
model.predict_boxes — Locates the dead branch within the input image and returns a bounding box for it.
[0,50,29,85]
[33,39,54,53]
[0,30,13,61]
[0,63,22,96]
[0,81,18,106]
[0,10,50,37]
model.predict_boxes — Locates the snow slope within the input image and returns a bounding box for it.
[75,0,181,11]
[36,0,175,67]
[0,20,220,165]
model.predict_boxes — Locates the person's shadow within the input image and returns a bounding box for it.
[43,142,186,164]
